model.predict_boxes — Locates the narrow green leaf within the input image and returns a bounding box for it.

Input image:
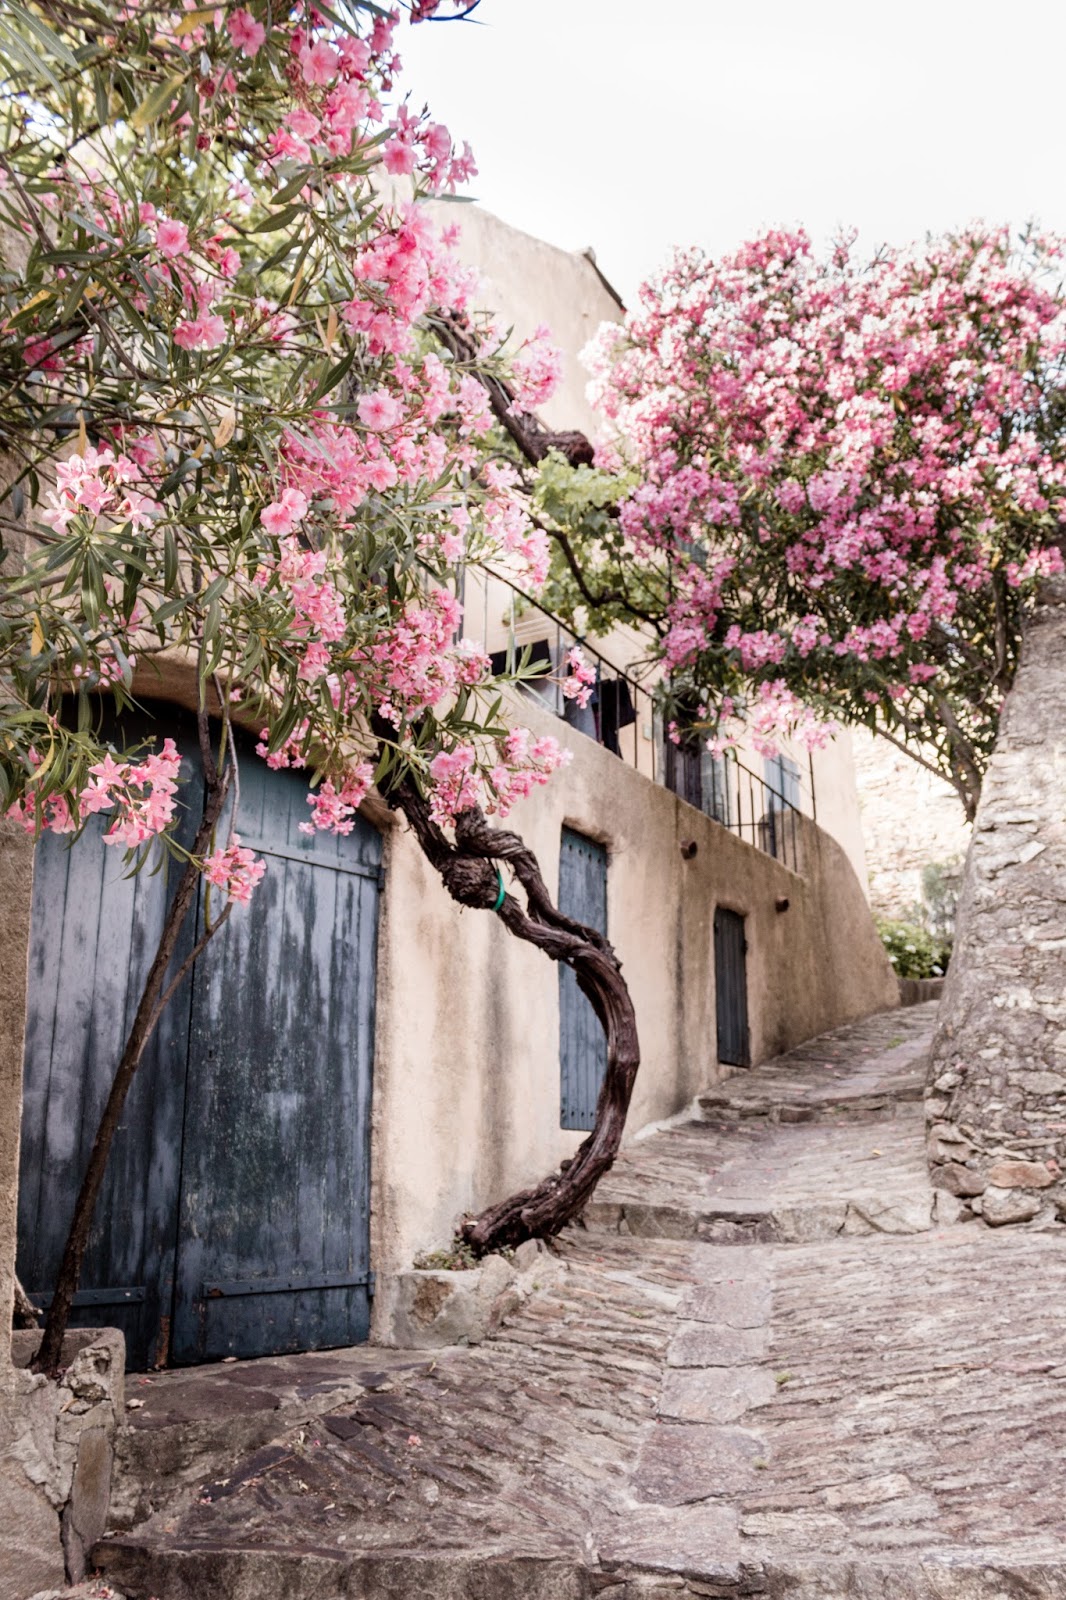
[129,73,186,133]
[310,344,357,403]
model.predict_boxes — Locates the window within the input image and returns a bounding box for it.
[763,752,801,809]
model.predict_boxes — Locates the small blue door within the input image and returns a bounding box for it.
[18,704,381,1368]
[715,907,750,1067]
[558,828,608,1130]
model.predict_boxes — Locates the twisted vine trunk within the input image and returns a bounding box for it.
[376,753,640,1255]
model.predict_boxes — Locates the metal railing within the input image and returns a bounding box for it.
[469,568,806,872]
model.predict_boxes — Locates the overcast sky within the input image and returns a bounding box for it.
[398,0,1066,306]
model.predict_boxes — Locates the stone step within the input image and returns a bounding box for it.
[698,1081,922,1126]
[96,1528,1066,1599]
[588,1105,946,1247]
[583,1187,947,1245]
[97,1542,595,1600]
[110,1344,440,1530]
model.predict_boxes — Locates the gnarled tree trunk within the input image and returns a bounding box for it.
[376,760,640,1256]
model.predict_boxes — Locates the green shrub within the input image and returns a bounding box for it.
[875,918,952,980]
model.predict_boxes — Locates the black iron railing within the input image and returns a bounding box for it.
[471,568,806,871]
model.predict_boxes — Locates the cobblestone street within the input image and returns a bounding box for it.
[95,1003,1066,1600]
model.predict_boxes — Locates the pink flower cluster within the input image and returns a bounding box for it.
[561,646,596,709]
[9,739,182,847]
[510,323,563,413]
[429,727,571,826]
[252,537,348,683]
[481,462,550,584]
[381,104,477,194]
[587,225,1066,740]
[39,444,159,537]
[300,765,376,836]
[201,835,267,904]
[370,588,491,723]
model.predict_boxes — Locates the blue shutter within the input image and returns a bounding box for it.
[558,828,608,1131]
[764,753,800,808]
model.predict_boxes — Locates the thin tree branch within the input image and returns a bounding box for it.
[150,901,233,1029]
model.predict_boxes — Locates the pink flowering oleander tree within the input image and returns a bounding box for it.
[555,227,1066,818]
[0,0,638,1372]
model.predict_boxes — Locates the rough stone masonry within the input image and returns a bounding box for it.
[927,575,1066,1225]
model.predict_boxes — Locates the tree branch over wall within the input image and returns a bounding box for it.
[374,723,641,1255]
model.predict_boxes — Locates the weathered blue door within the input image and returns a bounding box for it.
[558,827,608,1130]
[171,748,381,1364]
[17,710,202,1369]
[18,705,381,1368]
[714,907,750,1067]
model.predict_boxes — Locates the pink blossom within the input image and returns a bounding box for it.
[298,765,375,835]
[174,315,227,351]
[357,389,402,431]
[511,324,562,412]
[155,219,189,258]
[561,646,596,709]
[299,38,340,85]
[227,9,265,57]
[261,487,309,536]
[201,836,266,904]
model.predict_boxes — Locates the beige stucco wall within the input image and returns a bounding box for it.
[425,199,624,442]
[808,731,871,898]
[368,693,897,1310]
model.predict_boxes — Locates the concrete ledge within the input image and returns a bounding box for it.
[375,1241,566,1350]
[898,977,944,1006]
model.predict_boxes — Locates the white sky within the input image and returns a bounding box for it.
[397,0,1066,306]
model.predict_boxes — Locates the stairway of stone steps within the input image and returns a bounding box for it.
[92,1001,1066,1600]
[586,1000,951,1244]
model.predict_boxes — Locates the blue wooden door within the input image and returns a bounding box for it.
[558,828,608,1130]
[714,907,750,1067]
[17,709,202,1369]
[171,744,381,1363]
[18,706,381,1368]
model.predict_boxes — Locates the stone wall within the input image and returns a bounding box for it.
[0,1329,125,1596]
[926,577,1066,1226]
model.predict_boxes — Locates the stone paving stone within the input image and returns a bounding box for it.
[679,1283,773,1328]
[634,1425,766,1504]
[658,1366,777,1425]
[667,1323,770,1367]
[596,1500,741,1581]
